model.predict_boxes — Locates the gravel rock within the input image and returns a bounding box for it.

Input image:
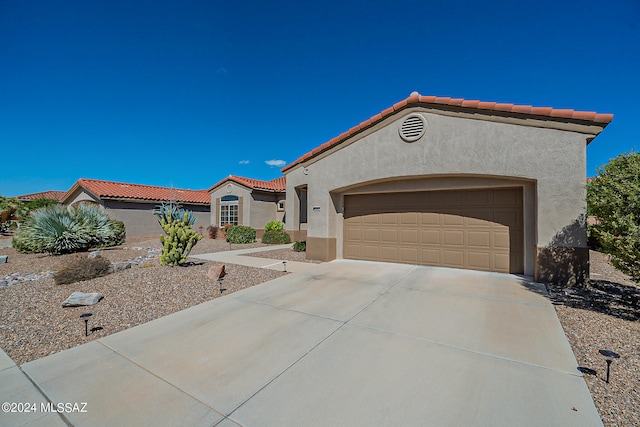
[549,250,640,427]
[0,236,283,365]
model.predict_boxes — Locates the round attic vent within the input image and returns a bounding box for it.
[399,113,426,142]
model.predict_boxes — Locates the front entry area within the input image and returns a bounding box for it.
[343,187,524,273]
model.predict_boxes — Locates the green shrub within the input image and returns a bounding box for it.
[587,151,640,282]
[12,204,126,255]
[159,215,203,266]
[293,240,306,252]
[226,225,256,244]
[264,220,284,232]
[54,254,112,285]
[262,230,291,244]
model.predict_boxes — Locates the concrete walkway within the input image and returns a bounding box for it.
[190,244,322,274]
[0,258,602,426]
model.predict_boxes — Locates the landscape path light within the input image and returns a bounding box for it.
[80,313,93,337]
[598,349,620,383]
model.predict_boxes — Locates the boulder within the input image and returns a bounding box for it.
[207,263,226,280]
[62,292,104,307]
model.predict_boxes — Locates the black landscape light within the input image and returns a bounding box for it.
[218,277,226,293]
[80,313,93,337]
[283,261,287,273]
[598,349,620,383]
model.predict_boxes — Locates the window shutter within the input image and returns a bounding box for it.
[215,198,220,226]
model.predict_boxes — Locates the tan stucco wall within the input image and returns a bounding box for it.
[103,200,210,236]
[65,189,210,236]
[285,107,600,279]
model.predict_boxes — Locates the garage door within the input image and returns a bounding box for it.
[343,188,523,273]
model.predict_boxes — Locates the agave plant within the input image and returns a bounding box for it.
[153,202,198,227]
[12,204,125,255]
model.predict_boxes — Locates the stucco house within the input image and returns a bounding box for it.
[61,178,210,236]
[208,175,286,237]
[282,92,612,286]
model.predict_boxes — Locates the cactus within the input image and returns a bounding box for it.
[158,215,202,266]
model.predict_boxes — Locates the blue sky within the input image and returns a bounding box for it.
[1,0,639,197]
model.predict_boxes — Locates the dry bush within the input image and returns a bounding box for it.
[54,254,113,285]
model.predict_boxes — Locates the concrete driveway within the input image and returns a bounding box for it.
[1,260,602,426]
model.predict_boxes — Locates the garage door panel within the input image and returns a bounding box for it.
[440,191,465,206]
[380,229,398,244]
[421,212,440,225]
[467,190,492,205]
[343,188,523,274]
[494,210,522,227]
[468,231,491,248]
[495,253,511,271]
[400,229,419,244]
[363,215,379,225]
[443,230,464,246]
[345,227,362,241]
[493,188,521,206]
[493,231,510,249]
[400,212,419,225]
[468,252,491,269]
[443,214,464,226]
[421,230,440,245]
[381,246,398,261]
[443,250,464,267]
[363,228,380,242]
[363,246,380,259]
[466,211,493,226]
[400,248,419,263]
[381,213,398,225]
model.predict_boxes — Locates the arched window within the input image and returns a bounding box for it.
[220,195,239,226]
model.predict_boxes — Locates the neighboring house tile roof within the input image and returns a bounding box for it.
[64,178,210,205]
[208,175,286,193]
[282,92,614,173]
[17,191,66,202]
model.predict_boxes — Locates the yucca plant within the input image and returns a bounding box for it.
[12,204,125,255]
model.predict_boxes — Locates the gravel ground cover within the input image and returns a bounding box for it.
[0,236,284,365]
[549,250,640,427]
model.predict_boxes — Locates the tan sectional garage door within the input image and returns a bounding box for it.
[343,188,523,273]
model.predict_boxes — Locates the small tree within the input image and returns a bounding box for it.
[587,151,640,282]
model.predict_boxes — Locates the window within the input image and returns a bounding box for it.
[277,200,285,211]
[220,195,239,226]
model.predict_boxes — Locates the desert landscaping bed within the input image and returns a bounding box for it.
[244,248,323,264]
[0,236,286,365]
[1,237,638,427]
[549,250,640,427]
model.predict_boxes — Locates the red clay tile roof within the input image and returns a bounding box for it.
[282,92,614,173]
[17,191,66,202]
[208,175,286,193]
[65,179,210,204]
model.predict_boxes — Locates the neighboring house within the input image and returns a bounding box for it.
[282,92,613,286]
[208,175,286,237]
[16,191,66,203]
[61,178,210,236]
